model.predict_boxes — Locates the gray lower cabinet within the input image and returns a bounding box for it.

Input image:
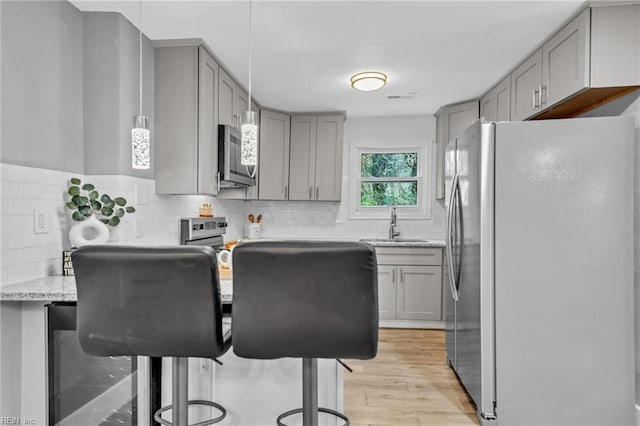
[154,44,220,195]
[396,265,442,321]
[377,265,397,320]
[376,247,443,323]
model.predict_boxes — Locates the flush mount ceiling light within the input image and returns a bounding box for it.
[350,71,388,92]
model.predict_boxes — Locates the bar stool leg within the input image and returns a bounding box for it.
[173,357,189,426]
[303,358,318,426]
[277,358,349,426]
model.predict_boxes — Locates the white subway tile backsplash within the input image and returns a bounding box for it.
[1,248,23,267]
[5,232,38,249]
[1,164,40,183]
[1,215,26,233]
[1,182,24,199]
[6,262,39,284]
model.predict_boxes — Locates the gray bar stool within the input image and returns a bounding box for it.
[232,240,378,426]
[72,245,232,426]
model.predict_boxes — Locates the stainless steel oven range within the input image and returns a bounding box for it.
[179,217,227,250]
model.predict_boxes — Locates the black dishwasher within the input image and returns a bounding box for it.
[46,302,138,425]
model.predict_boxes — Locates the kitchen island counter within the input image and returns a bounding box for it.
[0,276,341,426]
[0,275,234,302]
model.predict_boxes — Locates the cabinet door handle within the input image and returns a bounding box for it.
[399,268,404,283]
[392,269,396,283]
[309,187,313,200]
[541,85,547,106]
[532,88,540,109]
[284,185,288,199]
[316,186,319,200]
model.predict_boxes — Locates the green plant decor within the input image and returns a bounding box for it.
[65,177,136,226]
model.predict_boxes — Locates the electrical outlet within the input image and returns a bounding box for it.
[33,210,49,234]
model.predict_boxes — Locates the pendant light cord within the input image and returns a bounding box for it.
[248,0,252,106]
[139,0,143,117]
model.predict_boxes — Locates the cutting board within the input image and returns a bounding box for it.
[218,268,232,280]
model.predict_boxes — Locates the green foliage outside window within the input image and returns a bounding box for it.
[360,152,418,207]
[361,153,417,178]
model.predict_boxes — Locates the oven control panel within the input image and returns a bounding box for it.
[180,217,227,245]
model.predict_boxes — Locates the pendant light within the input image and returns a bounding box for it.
[241,0,258,178]
[132,0,150,170]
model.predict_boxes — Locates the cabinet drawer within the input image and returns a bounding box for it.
[375,247,442,266]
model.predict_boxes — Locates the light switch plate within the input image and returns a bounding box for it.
[33,209,49,234]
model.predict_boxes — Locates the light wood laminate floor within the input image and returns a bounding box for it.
[344,329,480,426]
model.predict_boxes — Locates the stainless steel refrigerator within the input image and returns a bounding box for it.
[444,117,635,425]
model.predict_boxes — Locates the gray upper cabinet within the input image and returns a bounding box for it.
[511,4,639,121]
[218,68,235,127]
[315,115,344,201]
[219,67,250,130]
[289,115,317,200]
[289,114,344,201]
[481,75,511,122]
[258,109,291,200]
[510,49,542,121]
[434,101,479,199]
[541,8,590,110]
[155,44,219,195]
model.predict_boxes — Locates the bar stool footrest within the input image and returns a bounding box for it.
[154,399,226,426]
[276,407,349,426]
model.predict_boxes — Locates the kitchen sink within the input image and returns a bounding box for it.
[360,238,427,243]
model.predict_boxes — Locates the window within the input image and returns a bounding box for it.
[360,152,418,206]
[351,145,430,219]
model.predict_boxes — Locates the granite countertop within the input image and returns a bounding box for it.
[0,275,234,302]
[361,239,445,248]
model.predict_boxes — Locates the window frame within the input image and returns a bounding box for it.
[350,143,431,220]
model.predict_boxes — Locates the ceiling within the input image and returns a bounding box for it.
[70,0,585,117]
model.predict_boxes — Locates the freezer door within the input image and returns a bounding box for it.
[493,117,635,425]
[452,120,497,422]
[444,138,457,367]
[453,121,483,406]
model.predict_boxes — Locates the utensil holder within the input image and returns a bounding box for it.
[248,223,262,239]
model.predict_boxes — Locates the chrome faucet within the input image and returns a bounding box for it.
[389,205,400,240]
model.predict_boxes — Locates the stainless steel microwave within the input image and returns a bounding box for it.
[218,124,256,188]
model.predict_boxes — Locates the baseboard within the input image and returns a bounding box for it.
[636,404,640,426]
[379,319,445,329]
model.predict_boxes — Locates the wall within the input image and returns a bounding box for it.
[83,12,154,178]
[582,89,640,412]
[246,115,446,241]
[0,163,245,286]
[1,1,84,173]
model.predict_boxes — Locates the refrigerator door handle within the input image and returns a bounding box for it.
[446,174,459,301]
[454,178,464,294]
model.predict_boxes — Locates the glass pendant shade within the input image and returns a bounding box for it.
[132,115,150,170]
[240,110,258,167]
